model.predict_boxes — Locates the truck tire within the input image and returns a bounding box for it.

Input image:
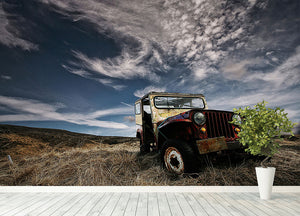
[140,139,150,154]
[161,139,197,174]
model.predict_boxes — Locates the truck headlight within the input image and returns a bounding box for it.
[193,112,206,125]
[232,114,241,124]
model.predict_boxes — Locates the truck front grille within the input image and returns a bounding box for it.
[205,111,235,138]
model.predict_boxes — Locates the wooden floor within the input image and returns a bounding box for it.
[0,192,299,216]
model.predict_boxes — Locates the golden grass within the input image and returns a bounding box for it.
[0,127,299,186]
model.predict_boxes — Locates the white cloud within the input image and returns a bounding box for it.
[42,0,256,83]
[96,79,126,91]
[0,3,38,51]
[193,68,208,80]
[244,47,300,88]
[62,64,90,77]
[207,88,300,123]
[87,107,132,119]
[134,86,166,98]
[39,0,299,126]
[120,102,133,107]
[62,63,126,90]
[124,116,135,122]
[248,0,257,7]
[63,49,161,90]
[85,125,137,137]
[0,114,52,122]
[1,75,12,80]
[0,96,132,129]
[222,60,252,80]
[71,50,160,82]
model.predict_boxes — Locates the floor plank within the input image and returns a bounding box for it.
[27,193,70,216]
[63,193,93,216]
[0,192,299,216]
[148,192,159,216]
[111,192,130,216]
[205,193,233,216]
[241,192,286,216]
[227,192,269,216]
[123,192,139,216]
[157,192,172,216]
[166,192,184,216]
[99,192,122,216]
[192,193,220,216]
[0,193,24,205]
[209,193,241,216]
[14,193,59,216]
[87,192,113,216]
[75,193,105,216]
[136,192,148,216]
[216,193,256,216]
[39,193,80,216]
[246,192,300,216]
[50,193,87,216]
[175,193,196,216]
[235,192,277,216]
[183,193,208,216]
[0,193,31,210]
[0,193,43,216]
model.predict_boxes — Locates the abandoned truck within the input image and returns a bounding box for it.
[135,92,242,174]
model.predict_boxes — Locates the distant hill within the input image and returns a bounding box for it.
[0,124,137,149]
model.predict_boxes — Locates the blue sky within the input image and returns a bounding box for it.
[0,0,299,136]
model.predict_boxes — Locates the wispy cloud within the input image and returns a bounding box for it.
[1,75,12,80]
[0,2,38,51]
[207,88,300,122]
[2,0,298,86]
[120,102,133,108]
[134,85,166,98]
[41,0,299,125]
[0,96,132,129]
[84,125,137,137]
[65,50,160,88]
[221,60,253,80]
[124,116,135,122]
[62,64,126,90]
[244,46,300,88]
[44,0,299,87]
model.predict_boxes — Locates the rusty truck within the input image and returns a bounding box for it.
[135,92,242,174]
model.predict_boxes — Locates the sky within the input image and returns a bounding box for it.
[0,0,299,136]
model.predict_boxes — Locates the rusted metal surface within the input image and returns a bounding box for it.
[164,147,184,174]
[204,110,238,141]
[196,136,228,154]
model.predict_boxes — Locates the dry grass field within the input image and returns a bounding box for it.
[0,124,299,186]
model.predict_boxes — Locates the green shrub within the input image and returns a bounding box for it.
[231,101,295,167]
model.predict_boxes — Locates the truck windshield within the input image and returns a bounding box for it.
[154,96,204,109]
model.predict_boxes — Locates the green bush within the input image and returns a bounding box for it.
[231,101,295,167]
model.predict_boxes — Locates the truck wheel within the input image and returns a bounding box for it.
[161,140,196,174]
[140,139,150,154]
